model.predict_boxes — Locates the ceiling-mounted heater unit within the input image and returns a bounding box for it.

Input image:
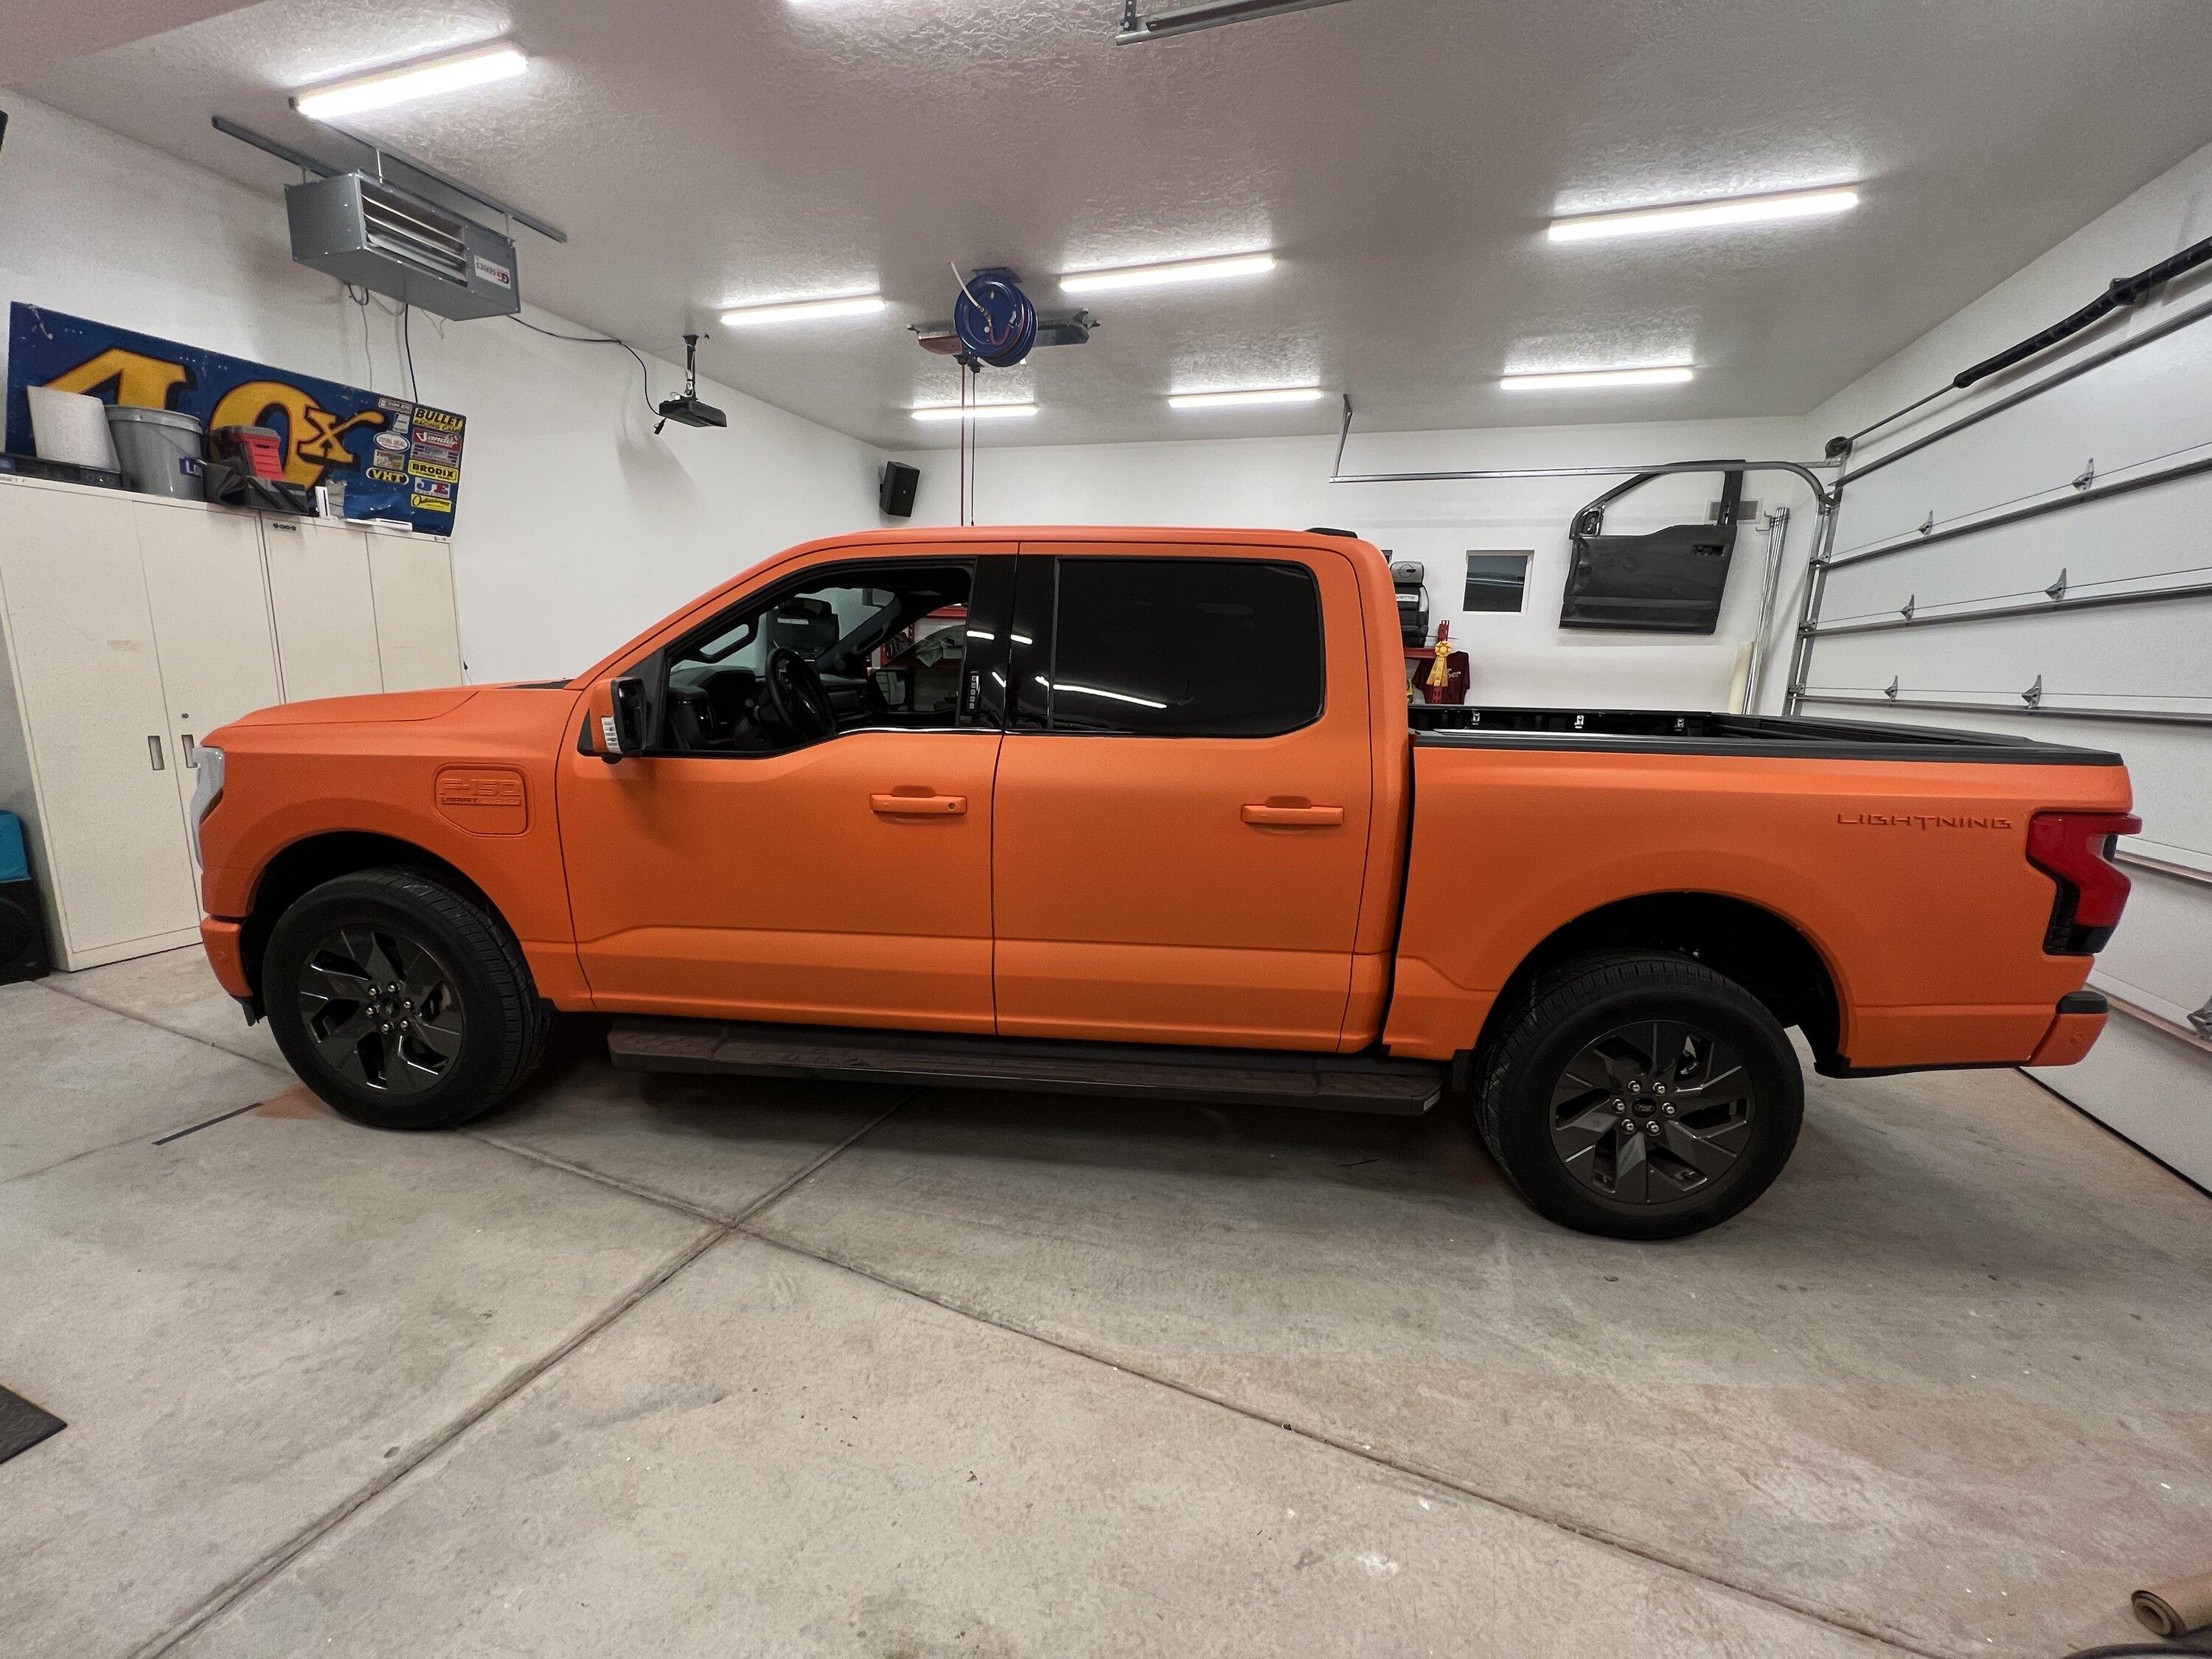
[285,171,521,320]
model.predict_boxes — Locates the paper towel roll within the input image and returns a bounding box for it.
[27,387,120,470]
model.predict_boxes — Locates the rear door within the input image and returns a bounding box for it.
[990,543,1375,1050]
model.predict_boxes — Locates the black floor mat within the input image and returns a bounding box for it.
[0,1386,64,1464]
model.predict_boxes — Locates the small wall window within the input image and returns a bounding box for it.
[1464,552,1531,613]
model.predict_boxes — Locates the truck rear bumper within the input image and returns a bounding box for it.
[2027,990,2108,1067]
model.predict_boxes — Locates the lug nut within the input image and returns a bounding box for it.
[1662,1103,1676,1116]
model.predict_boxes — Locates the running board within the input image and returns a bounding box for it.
[607,1018,1444,1116]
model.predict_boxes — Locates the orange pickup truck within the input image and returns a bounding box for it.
[192,527,2135,1237]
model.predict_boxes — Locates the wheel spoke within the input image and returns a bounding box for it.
[298,921,467,1095]
[311,1004,376,1057]
[1546,1016,1761,1208]
[411,1009,463,1060]
[1659,1117,1740,1179]
[1610,1122,1652,1202]
[1553,1099,1621,1161]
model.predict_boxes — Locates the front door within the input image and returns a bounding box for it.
[990,546,1375,1050]
[559,554,1009,1033]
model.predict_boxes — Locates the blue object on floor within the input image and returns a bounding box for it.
[0,811,27,884]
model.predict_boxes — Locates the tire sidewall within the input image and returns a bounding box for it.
[264,876,514,1130]
[1489,971,1803,1240]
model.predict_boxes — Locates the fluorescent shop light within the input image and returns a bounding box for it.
[1116,0,1352,44]
[1168,386,1325,409]
[1547,187,1860,243]
[294,44,528,121]
[1059,253,1275,294]
[1500,366,1695,392]
[911,403,1038,422]
[720,293,886,326]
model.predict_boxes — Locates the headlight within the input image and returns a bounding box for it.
[189,745,225,863]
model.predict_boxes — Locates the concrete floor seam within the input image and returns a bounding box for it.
[463,1129,733,1225]
[127,1222,727,1659]
[33,977,295,1082]
[391,1091,1942,1658]
[127,1090,917,1657]
[733,1225,1950,1659]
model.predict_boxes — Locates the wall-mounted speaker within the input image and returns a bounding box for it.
[880,462,920,518]
[0,812,50,984]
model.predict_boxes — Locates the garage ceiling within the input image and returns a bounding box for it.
[15,0,2212,450]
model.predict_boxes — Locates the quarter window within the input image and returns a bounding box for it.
[1041,558,1323,737]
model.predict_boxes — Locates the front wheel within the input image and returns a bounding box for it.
[262,868,553,1130]
[1474,951,1803,1239]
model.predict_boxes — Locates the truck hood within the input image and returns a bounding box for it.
[227,688,480,728]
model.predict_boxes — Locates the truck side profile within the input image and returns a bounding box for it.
[192,528,2136,1237]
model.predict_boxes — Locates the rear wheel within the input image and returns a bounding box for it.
[262,868,553,1130]
[1474,950,1802,1239]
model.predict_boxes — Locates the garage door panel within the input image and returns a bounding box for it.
[1834,313,2212,549]
[1808,602,2212,705]
[2094,872,2212,1028]
[1818,473,2212,618]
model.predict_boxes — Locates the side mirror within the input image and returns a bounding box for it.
[608,676,652,757]
[872,667,911,709]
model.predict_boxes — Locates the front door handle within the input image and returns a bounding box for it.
[1242,802,1343,827]
[871,793,967,817]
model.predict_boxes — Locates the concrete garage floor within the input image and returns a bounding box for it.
[3,950,2207,1659]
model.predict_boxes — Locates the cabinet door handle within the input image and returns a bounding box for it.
[181,734,197,768]
[147,734,166,771]
[1241,802,1343,827]
[870,793,966,816]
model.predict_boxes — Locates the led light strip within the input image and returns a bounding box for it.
[1548,187,1859,243]
[911,403,1038,422]
[721,293,886,327]
[1169,386,1324,409]
[1500,366,1695,391]
[1060,253,1276,294]
[294,44,528,120]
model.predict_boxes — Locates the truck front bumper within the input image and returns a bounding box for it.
[200,917,252,1000]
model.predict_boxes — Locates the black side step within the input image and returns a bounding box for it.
[608,1018,1444,1116]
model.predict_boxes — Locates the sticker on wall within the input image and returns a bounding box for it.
[4,303,467,535]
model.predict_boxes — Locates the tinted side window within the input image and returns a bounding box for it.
[1046,558,1323,737]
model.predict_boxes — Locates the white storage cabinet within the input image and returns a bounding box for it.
[0,474,463,970]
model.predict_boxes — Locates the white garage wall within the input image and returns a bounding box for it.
[1778,136,2212,1186]
[890,416,1819,710]
[0,94,886,684]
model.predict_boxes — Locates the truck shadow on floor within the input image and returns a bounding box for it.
[476,1023,2125,1277]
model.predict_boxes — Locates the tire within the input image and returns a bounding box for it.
[262,868,554,1130]
[1474,950,1802,1239]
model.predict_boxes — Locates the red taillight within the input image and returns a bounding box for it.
[2025,810,2140,953]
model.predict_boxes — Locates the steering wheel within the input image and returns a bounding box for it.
[762,648,838,745]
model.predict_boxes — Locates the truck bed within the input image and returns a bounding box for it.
[1406,704,2121,765]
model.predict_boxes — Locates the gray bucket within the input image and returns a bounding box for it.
[105,405,206,501]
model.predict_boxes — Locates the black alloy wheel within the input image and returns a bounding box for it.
[1548,1019,1755,1206]
[262,868,553,1130]
[1472,950,1804,1239]
[296,924,467,1096]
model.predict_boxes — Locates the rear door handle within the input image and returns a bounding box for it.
[871,793,967,817]
[1242,802,1343,827]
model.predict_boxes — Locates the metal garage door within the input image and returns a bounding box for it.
[1784,286,2212,1186]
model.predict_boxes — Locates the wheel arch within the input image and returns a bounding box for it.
[1461,891,1845,1081]
[237,831,498,1007]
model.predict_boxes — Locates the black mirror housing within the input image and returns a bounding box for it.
[608,676,653,756]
